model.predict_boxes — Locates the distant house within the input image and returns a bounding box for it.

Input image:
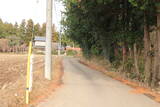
[33,36,59,50]
[33,36,46,48]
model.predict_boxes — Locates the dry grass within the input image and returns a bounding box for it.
[0,54,27,107]
[29,56,64,107]
[0,54,63,107]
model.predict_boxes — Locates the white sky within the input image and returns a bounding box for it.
[0,0,64,31]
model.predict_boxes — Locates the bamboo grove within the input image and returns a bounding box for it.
[61,0,160,87]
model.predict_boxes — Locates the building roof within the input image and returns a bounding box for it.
[34,36,46,41]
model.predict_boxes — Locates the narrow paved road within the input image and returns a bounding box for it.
[37,57,160,107]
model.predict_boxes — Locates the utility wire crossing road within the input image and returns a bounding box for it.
[37,57,160,107]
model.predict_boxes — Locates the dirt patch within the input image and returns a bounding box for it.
[29,56,64,107]
[0,54,63,107]
[79,58,160,103]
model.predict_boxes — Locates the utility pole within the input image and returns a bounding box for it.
[45,0,53,80]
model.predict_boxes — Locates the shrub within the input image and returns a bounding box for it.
[66,50,77,56]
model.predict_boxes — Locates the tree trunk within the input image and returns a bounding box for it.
[122,42,127,71]
[129,47,133,58]
[144,12,152,85]
[151,29,158,87]
[100,35,111,60]
[114,47,118,56]
[151,5,160,87]
[133,43,139,76]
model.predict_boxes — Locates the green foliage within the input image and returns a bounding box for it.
[19,19,26,43]
[34,23,41,36]
[0,20,18,38]
[39,23,46,36]
[0,19,58,45]
[125,58,134,72]
[53,31,59,42]
[25,19,34,43]
[66,50,77,56]
[60,0,157,83]
[111,56,122,69]
[52,50,58,55]
[61,0,152,59]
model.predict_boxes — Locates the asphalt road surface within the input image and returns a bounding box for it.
[37,57,160,107]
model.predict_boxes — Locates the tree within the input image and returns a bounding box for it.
[40,23,46,36]
[151,1,160,87]
[26,19,34,43]
[0,19,4,38]
[61,0,159,87]
[19,19,26,43]
[34,23,41,36]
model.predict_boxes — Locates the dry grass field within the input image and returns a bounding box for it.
[0,54,63,107]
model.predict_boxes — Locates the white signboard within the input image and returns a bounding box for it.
[35,41,45,47]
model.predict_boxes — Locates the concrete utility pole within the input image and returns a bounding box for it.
[45,0,53,80]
